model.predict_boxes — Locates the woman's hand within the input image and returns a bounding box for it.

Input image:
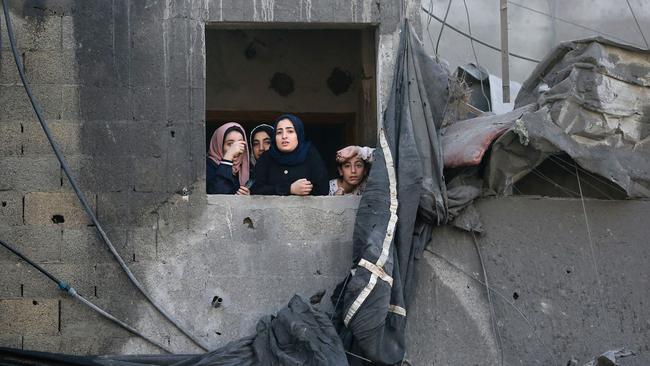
[290,178,313,196]
[224,141,246,161]
[236,186,250,195]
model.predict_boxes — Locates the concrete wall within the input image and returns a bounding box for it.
[0,0,408,356]
[420,0,650,83]
[407,197,650,365]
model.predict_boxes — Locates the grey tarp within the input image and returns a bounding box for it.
[331,21,449,365]
[0,296,348,366]
[486,38,650,197]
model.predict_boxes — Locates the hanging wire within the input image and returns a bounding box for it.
[624,0,649,48]
[461,0,491,111]
[435,0,454,60]
[421,7,540,63]
[424,247,559,364]
[471,232,504,366]
[508,1,646,48]
[545,156,620,200]
[0,238,174,354]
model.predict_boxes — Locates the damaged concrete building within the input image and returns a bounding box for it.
[1,0,649,365]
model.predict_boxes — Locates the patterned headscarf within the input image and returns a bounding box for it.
[208,122,250,186]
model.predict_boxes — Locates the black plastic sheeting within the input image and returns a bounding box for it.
[0,296,347,366]
[0,21,455,366]
[331,21,450,365]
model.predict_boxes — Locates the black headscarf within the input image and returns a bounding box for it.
[249,124,275,166]
[268,114,312,166]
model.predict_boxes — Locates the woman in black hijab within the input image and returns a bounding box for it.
[251,114,329,196]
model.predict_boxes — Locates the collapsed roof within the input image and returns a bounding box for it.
[444,37,650,199]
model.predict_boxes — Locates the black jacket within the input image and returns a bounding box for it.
[251,146,329,196]
[206,159,239,194]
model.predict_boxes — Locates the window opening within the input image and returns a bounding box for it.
[205,26,377,185]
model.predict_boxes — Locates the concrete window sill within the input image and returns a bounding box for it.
[207,194,362,209]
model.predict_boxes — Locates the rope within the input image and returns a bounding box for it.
[1,1,209,351]
[0,238,174,354]
[421,7,541,63]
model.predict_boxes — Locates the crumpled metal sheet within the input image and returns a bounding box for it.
[442,104,536,168]
[486,37,650,197]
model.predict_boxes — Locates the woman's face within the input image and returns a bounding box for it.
[275,119,299,153]
[252,130,272,159]
[339,156,366,187]
[223,130,245,162]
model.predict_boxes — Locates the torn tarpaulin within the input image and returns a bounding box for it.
[0,296,348,366]
[332,20,449,365]
[486,38,650,197]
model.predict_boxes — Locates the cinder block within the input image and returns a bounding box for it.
[0,225,62,263]
[24,50,63,84]
[24,192,96,227]
[78,86,130,121]
[0,262,23,297]
[0,191,23,226]
[0,51,22,84]
[61,16,76,49]
[21,263,96,298]
[131,22,165,86]
[58,296,133,339]
[97,192,169,225]
[22,335,140,355]
[133,158,165,193]
[61,86,81,120]
[0,157,62,192]
[0,298,59,335]
[0,335,22,349]
[128,226,157,261]
[76,47,120,87]
[21,121,82,156]
[62,155,135,192]
[61,226,128,265]
[132,86,166,121]
[0,12,60,51]
[166,87,191,122]
[0,85,34,122]
[166,19,190,87]
[189,87,205,121]
[0,122,23,156]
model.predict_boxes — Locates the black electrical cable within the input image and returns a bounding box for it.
[1,0,209,352]
[0,238,174,354]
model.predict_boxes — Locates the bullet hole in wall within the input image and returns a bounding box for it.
[243,217,254,229]
[1,201,6,207]
[212,295,223,308]
[512,292,519,300]
[269,72,294,97]
[51,214,65,224]
[327,67,353,95]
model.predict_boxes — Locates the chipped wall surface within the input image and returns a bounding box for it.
[0,0,409,356]
[2,0,649,365]
[206,29,362,113]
